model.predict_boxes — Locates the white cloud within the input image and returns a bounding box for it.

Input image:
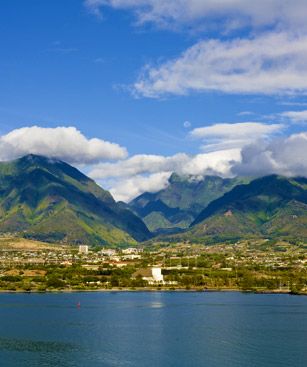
[180,149,241,177]
[84,1,307,32]
[183,120,191,128]
[191,122,282,139]
[101,132,307,201]
[280,110,307,123]
[134,32,307,97]
[85,2,307,99]
[90,149,241,180]
[190,122,283,151]
[89,121,285,201]
[108,172,171,202]
[89,149,241,201]
[0,126,127,164]
[233,132,307,177]
[237,111,255,117]
[90,153,188,179]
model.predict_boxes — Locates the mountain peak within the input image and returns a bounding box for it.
[0,155,150,245]
[168,172,204,184]
[16,154,62,165]
[168,172,183,183]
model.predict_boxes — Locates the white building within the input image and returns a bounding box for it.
[78,245,89,254]
[132,267,164,284]
[151,267,164,282]
[122,247,142,254]
[100,248,117,257]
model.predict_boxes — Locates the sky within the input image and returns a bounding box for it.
[0,0,307,201]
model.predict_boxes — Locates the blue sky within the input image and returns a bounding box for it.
[1,1,307,201]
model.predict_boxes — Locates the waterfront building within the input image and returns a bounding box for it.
[132,267,164,284]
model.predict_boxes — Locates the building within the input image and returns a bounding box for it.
[100,248,117,257]
[122,247,142,255]
[122,254,141,260]
[78,245,89,254]
[132,267,164,284]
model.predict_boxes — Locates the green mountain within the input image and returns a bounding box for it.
[183,175,307,243]
[129,173,248,233]
[0,154,150,246]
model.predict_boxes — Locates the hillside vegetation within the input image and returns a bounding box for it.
[177,175,307,243]
[130,173,249,233]
[0,155,150,246]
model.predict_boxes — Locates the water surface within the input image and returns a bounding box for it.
[0,292,306,366]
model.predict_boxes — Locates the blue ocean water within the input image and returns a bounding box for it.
[0,292,306,367]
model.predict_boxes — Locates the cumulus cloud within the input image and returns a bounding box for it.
[108,172,172,202]
[190,122,283,151]
[180,149,241,177]
[134,32,307,97]
[233,132,307,177]
[89,121,285,201]
[280,110,307,123]
[99,128,307,201]
[89,149,241,201]
[0,126,127,164]
[90,150,241,180]
[90,153,188,179]
[84,1,307,32]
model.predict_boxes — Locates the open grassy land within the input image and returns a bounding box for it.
[0,237,68,251]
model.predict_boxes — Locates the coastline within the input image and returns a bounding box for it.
[0,287,306,295]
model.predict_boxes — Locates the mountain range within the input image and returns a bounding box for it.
[0,155,306,246]
[179,175,307,243]
[129,173,249,233]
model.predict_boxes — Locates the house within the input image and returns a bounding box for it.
[132,267,164,284]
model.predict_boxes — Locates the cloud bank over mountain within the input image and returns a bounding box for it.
[88,122,306,201]
[90,149,241,202]
[0,122,305,202]
[233,132,307,178]
[0,126,127,164]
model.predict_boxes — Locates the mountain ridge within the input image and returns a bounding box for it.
[129,173,249,233]
[0,154,150,245]
[181,175,307,243]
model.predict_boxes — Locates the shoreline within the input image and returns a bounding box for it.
[0,287,306,295]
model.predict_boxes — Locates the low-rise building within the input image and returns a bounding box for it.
[100,249,117,257]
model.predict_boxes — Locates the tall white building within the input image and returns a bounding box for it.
[151,267,164,282]
[132,267,164,284]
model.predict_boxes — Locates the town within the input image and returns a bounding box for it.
[0,237,306,294]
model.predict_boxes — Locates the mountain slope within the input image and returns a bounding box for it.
[0,155,150,245]
[185,175,307,242]
[129,173,249,233]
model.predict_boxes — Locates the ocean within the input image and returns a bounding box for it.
[0,291,306,367]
